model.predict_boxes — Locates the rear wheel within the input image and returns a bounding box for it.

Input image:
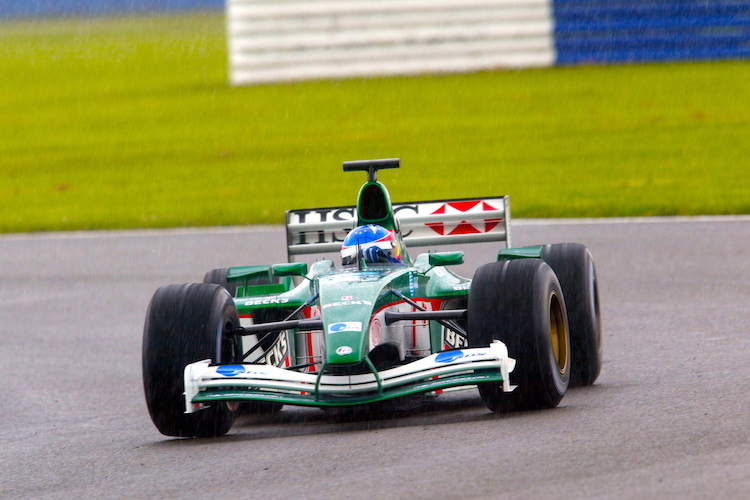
[541,243,602,386]
[468,259,570,411]
[142,283,241,437]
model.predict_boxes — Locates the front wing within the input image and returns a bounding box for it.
[184,341,516,411]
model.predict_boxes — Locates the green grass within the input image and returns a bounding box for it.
[1,12,749,233]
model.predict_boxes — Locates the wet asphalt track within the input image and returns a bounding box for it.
[1,218,749,499]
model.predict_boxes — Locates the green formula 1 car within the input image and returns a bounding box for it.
[142,159,602,437]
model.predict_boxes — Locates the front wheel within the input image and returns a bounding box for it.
[142,283,241,437]
[468,259,570,411]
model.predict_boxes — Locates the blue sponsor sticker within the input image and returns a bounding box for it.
[328,322,362,333]
[435,351,464,363]
[216,365,246,377]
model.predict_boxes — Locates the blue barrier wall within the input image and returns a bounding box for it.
[4,1,750,68]
[554,0,750,64]
[0,1,223,19]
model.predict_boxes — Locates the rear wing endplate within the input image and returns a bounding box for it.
[285,196,511,261]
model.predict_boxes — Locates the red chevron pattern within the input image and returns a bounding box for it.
[426,201,503,236]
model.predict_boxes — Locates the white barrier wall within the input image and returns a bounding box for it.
[227,0,556,85]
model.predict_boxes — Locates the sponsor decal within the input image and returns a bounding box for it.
[336,346,353,355]
[369,318,382,349]
[216,365,246,377]
[342,296,353,300]
[435,351,465,363]
[328,322,362,333]
[244,298,290,306]
[304,305,322,319]
[322,300,372,309]
[256,333,289,367]
[426,201,503,236]
[288,208,354,245]
[291,208,355,225]
[443,328,468,348]
[452,283,471,291]
[435,350,486,363]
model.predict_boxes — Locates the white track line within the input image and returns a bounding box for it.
[1,216,748,242]
[0,225,281,242]
[513,215,750,226]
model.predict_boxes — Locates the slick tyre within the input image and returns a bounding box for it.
[541,243,602,387]
[468,259,570,411]
[143,283,241,437]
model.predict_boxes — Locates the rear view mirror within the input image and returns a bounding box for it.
[428,251,464,267]
[272,262,308,278]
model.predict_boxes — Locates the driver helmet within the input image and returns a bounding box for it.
[341,225,403,266]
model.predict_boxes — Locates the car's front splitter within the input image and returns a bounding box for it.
[184,341,516,411]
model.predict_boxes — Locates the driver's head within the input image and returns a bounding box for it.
[341,225,403,266]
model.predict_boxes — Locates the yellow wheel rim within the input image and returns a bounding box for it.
[549,291,569,374]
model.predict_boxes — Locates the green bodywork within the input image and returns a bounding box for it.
[196,161,540,407]
[233,255,468,367]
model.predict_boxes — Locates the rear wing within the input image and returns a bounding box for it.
[285,196,511,261]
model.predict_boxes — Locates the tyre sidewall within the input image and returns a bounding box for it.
[531,265,569,400]
[468,259,569,411]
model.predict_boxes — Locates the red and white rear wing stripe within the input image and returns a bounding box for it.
[285,196,511,260]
